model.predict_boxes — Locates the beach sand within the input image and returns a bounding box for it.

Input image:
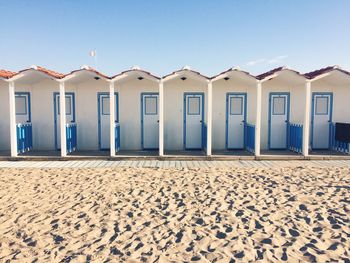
[0,166,349,262]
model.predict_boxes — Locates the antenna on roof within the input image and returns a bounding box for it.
[89,50,97,69]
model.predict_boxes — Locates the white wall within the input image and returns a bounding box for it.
[310,80,350,123]
[117,78,159,150]
[212,78,256,150]
[260,77,305,150]
[13,79,59,150]
[0,81,10,150]
[164,78,207,150]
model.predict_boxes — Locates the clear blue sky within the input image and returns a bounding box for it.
[1,0,349,76]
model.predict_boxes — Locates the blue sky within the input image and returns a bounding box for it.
[1,0,349,76]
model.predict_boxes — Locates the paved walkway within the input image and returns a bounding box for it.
[0,160,350,169]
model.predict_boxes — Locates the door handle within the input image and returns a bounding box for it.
[200,120,202,123]
[157,120,159,123]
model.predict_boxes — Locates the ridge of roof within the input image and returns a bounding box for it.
[162,68,209,80]
[303,65,350,79]
[211,67,256,80]
[111,68,160,80]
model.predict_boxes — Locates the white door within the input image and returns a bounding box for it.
[312,93,332,149]
[227,93,246,149]
[142,93,159,149]
[185,93,203,149]
[54,93,75,149]
[15,92,31,123]
[98,93,118,150]
[269,93,289,149]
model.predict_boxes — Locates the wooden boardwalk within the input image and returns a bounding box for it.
[0,160,350,169]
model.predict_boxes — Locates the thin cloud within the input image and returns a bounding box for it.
[246,58,266,66]
[268,55,288,64]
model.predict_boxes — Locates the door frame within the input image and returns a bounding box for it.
[310,92,333,150]
[268,92,290,150]
[183,92,205,150]
[53,92,76,150]
[225,92,247,150]
[97,92,119,150]
[15,92,32,123]
[141,92,159,150]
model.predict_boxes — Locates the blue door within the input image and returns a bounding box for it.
[54,92,75,150]
[269,93,290,149]
[184,93,204,150]
[311,93,333,149]
[141,93,159,150]
[98,92,119,150]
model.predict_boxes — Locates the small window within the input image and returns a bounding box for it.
[315,97,328,115]
[102,97,110,115]
[145,96,157,115]
[188,97,200,115]
[58,96,72,115]
[230,97,243,115]
[15,96,27,115]
[272,97,286,115]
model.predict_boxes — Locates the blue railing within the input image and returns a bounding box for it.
[244,123,255,153]
[202,123,207,150]
[66,123,77,154]
[115,123,121,152]
[16,123,33,154]
[330,123,350,154]
[287,123,303,154]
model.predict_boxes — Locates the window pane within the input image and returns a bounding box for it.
[15,96,27,115]
[188,97,200,115]
[57,96,72,115]
[315,97,328,115]
[102,97,110,115]
[230,97,243,115]
[145,97,157,115]
[273,97,285,115]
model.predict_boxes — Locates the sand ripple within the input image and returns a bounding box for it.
[0,166,349,262]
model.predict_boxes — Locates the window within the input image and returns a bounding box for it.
[102,97,110,115]
[230,97,243,115]
[188,97,200,115]
[315,96,328,115]
[272,97,286,115]
[15,96,27,115]
[58,96,72,115]
[144,96,157,115]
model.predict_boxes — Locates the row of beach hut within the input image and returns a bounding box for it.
[0,65,349,158]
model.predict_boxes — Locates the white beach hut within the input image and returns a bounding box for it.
[256,67,307,155]
[211,67,257,155]
[305,66,350,155]
[111,67,161,155]
[162,67,210,155]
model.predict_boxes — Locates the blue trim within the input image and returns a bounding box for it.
[310,92,333,150]
[184,92,205,150]
[225,93,247,150]
[315,96,329,115]
[187,97,201,115]
[268,92,290,150]
[97,92,119,150]
[272,96,286,115]
[141,92,159,150]
[15,92,31,122]
[53,92,76,150]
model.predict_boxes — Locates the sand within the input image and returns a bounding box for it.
[0,166,349,262]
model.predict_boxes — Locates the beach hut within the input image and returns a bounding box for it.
[111,67,160,155]
[0,70,15,155]
[256,67,307,155]
[5,66,64,157]
[305,66,350,155]
[59,66,112,156]
[211,68,257,155]
[162,67,210,155]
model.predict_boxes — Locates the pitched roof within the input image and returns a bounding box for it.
[256,66,305,81]
[304,66,350,79]
[16,65,65,79]
[67,66,110,79]
[162,68,209,80]
[0,69,16,79]
[111,68,160,80]
[211,67,256,80]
